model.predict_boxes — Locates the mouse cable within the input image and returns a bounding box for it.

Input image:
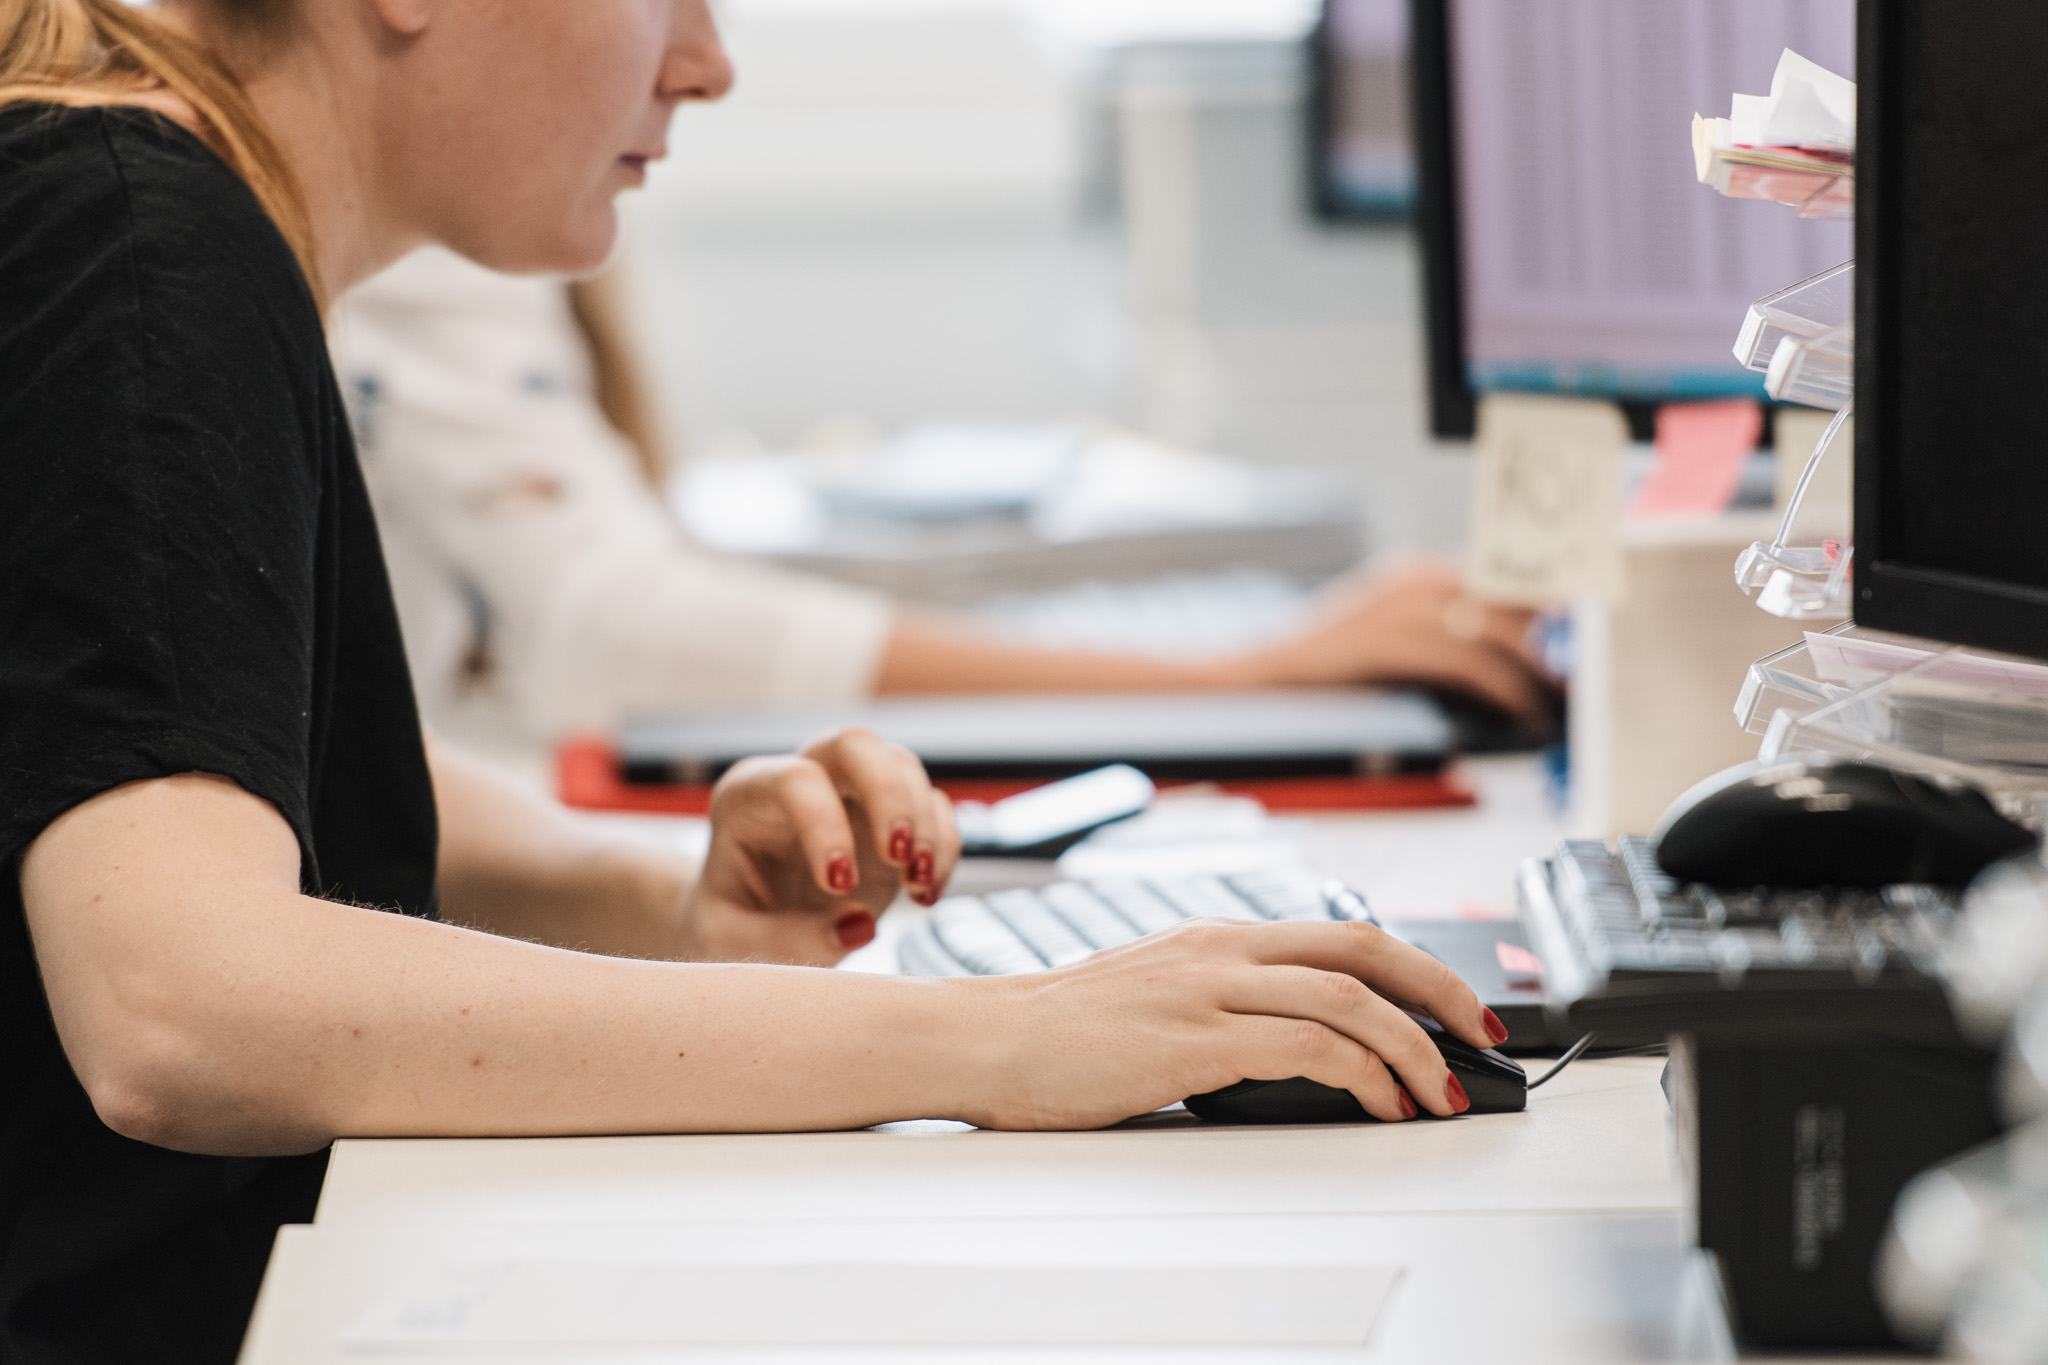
[1525,1032,1598,1089]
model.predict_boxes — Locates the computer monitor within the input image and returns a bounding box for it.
[1310,0,1415,221]
[1855,1,2048,660]
[1412,0,1855,438]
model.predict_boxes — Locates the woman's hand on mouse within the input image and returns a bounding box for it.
[958,918,1509,1128]
[678,727,960,966]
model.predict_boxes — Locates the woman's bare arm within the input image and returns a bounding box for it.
[19,768,1504,1159]
[426,737,695,959]
[428,729,958,964]
[20,772,975,1155]
[876,561,1554,721]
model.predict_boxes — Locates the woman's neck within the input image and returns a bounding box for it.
[159,1,419,297]
[240,51,411,294]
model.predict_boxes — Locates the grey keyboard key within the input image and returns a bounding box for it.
[1226,869,1332,921]
[1149,875,1262,922]
[930,897,1046,975]
[1090,878,1189,936]
[899,923,973,976]
[1322,882,1376,922]
[986,889,1096,967]
[1040,883,1144,951]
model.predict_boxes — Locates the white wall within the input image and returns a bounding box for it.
[623,3,1117,451]
[619,0,1472,556]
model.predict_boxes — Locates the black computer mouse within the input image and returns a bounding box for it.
[1655,758,2034,889]
[1183,1014,1527,1123]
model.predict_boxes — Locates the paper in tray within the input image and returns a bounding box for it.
[1738,626,2048,801]
[1693,51,1856,216]
[1804,632,2048,703]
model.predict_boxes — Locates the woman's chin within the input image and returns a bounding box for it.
[552,224,621,278]
[449,214,619,279]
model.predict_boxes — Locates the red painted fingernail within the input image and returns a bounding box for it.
[888,826,914,864]
[1445,1074,1470,1114]
[1396,1086,1417,1120]
[835,912,876,950]
[910,850,934,885]
[1482,1008,1510,1046]
[827,855,855,893]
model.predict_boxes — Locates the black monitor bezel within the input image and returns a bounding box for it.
[1409,0,1476,437]
[1853,0,2048,659]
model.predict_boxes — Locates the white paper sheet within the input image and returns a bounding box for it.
[1804,631,2048,702]
[343,1261,1400,1350]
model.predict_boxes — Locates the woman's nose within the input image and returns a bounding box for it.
[662,0,735,105]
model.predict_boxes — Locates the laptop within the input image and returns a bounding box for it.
[616,689,1454,786]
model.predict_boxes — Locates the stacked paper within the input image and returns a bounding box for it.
[1692,49,1854,219]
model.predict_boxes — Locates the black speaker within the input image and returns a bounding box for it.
[1669,1036,2000,1347]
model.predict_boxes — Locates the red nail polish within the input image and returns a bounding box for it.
[889,826,914,864]
[1445,1074,1470,1114]
[910,850,934,885]
[835,912,876,950]
[1396,1086,1417,1120]
[827,855,855,893]
[1482,1008,1510,1046]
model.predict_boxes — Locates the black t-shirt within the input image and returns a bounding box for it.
[0,104,439,1363]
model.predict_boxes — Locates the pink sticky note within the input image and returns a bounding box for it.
[1496,940,1545,979]
[1628,398,1764,517]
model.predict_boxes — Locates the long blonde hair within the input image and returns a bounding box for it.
[0,0,319,298]
[567,270,669,486]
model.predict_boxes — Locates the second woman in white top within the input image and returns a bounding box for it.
[331,247,1555,746]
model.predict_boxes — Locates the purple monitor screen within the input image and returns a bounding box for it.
[1449,0,1853,399]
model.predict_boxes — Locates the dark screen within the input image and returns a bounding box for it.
[1864,1,2048,646]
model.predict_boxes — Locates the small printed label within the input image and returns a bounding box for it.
[1792,1104,1847,1272]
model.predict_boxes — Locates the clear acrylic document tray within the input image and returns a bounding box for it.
[1738,623,2048,810]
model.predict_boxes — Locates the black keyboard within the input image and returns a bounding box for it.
[899,868,1374,977]
[1518,836,1963,1044]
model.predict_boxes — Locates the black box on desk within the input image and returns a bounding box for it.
[1667,1035,1998,1349]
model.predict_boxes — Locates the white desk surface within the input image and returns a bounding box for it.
[243,1208,1727,1364]
[237,759,1883,1362]
[1298,755,1569,921]
[313,1058,1674,1229]
[252,1060,1683,1364]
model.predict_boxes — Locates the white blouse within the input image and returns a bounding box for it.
[328,248,895,743]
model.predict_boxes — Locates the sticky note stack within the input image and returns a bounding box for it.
[1692,49,1854,219]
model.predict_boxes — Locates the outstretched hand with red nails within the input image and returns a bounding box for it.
[678,727,960,966]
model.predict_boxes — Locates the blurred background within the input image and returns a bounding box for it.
[616,0,1469,587]
[347,0,1857,850]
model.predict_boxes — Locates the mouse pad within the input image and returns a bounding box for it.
[1383,919,1555,1051]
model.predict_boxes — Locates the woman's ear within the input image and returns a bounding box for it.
[367,0,432,37]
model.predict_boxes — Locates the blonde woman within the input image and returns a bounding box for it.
[330,247,1552,740]
[0,2,1504,1358]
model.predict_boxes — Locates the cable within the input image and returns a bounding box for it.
[1526,1032,1599,1089]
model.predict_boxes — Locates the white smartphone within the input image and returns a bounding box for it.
[953,765,1156,859]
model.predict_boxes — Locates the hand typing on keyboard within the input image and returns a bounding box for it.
[941,907,1505,1130]
[641,728,1503,1130]
[680,728,963,965]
